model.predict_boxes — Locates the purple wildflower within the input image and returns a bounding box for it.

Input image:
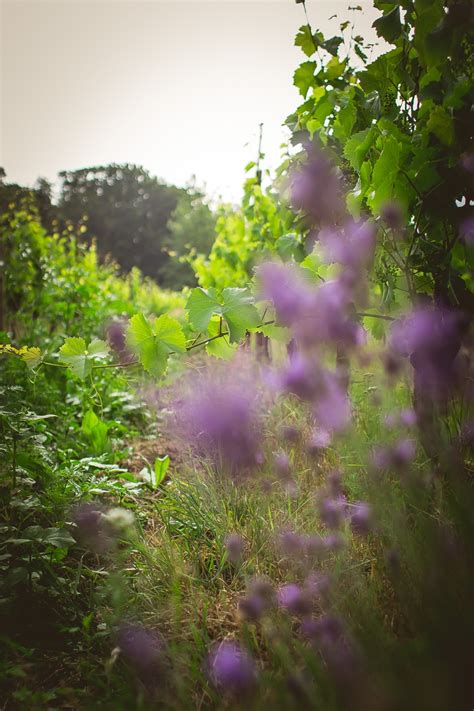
[289,145,344,225]
[207,641,257,695]
[380,201,404,231]
[317,496,347,530]
[117,623,165,682]
[177,375,262,476]
[225,533,244,565]
[277,583,312,616]
[350,502,372,536]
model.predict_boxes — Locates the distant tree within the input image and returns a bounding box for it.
[0,170,56,228]
[160,184,216,288]
[57,164,183,281]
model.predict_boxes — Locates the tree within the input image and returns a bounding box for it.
[58,164,183,281]
[159,184,216,288]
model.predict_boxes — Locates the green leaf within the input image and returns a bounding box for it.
[82,410,109,454]
[294,61,317,98]
[126,313,186,378]
[426,105,455,146]
[186,287,221,331]
[367,134,401,213]
[255,323,291,343]
[154,455,170,487]
[295,25,316,57]
[206,317,238,360]
[59,338,109,378]
[326,57,346,80]
[372,7,402,44]
[87,339,109,358]
[333,102,357,141]
[59,337,88,377]
[221,288,260,343]
[343,128,376,170]
[322,36,344,57]
[20,347,42,370]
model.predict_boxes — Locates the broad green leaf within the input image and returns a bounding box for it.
[221,288,260,343]
[59,337,90,379]
[59,337,109,378]
[372,6,401,44]
[126,313,186,378]
[295,25,316,57]
[322,36,344,57]
[326,57,346,80]
[333,102,357,141]
[372,134,400,188]
[427,105,454,146]
[343,128,376,170]
[87,339,109,358]
[293,61,317,98]
[82,409,109,454]
[20,347,42,370]
[206,317,238,360]
[255,323,291,343]
[186,287,221,331]
[154,455,170,487]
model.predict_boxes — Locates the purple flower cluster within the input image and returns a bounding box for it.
[176,369,263,476]
[207,640,257,695]
[289,145,345,226]
[117,623,165,683]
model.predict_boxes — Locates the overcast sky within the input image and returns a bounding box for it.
[1,0,383,202]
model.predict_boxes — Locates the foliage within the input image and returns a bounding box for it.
[1,1,474,708]
[284,0,474,314]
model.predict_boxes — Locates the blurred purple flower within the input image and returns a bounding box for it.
[290,146,344,225]
[117,623,165,682]
[277,583,312,616]
[313,370,351,433]
[304,572,331,601]
[460,216,474,246]
[72,503,110,553]
[318,496,347,530]
[307,428,332,453]
[225,533,244,564]
[207,640,257,695]
[350,502,372,536]
[319,219,376,274]
[279,353,321,402]
[258,262,312,327]
[279,530,305,557]
[400,408,417,427]
[273,450,291,479]
[461,152,474,173]
[177,377,262,476]
[380,201,404,231]
[238,594,266,622]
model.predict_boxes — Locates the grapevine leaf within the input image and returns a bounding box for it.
[87,339,109,359]
[343,128,376,170]
[221,288,260,343]
[254,323,292,343]
[59,337,90,379]
[186,288,221,331]
[427,106,454,146]
[295,25,318,57]
[59,338,109,378]
[126,313,185,378]
[372,7,401,44]
[293,61,317,98]
[20,347,42,370]
[206,318,237,360]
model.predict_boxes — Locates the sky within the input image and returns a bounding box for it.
[1,0,384,203]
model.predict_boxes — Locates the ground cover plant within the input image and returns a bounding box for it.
[1,0,473,709]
